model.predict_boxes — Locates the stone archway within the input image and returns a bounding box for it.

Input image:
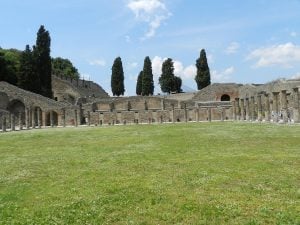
[46,111,58,126]
[221,94,231,101]
[7,99,26,129]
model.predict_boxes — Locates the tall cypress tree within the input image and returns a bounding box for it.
[159,58,175,94]
[195,49,211,90]
[142,56,154,96]
[173,76,182,93]
[35,25,52,98]
[18,45,40,93]
[0,52,7,81]
[111,57,125,96]
[136,70,143,95]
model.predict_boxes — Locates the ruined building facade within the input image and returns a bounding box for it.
[1,75,300,132]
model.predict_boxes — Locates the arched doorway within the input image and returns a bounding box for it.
[221,94,231,101]
[46,111,58,126]
[7,99,26,128]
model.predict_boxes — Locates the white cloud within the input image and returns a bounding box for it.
[225,42,240,54]
[89,59,106,67]
[128,62,138,69]
[211,67,235,83]
[182,65,197,80]
[247,42,300,68]
[127,0,171,39]
[152,56,164,78]
[291,72,300,79]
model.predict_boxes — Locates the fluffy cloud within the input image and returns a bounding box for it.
[211,67,235,83]
[89,59,106,67]
[225,42,240,54]
[127,0,171,39]
[291,72,300,79]
[247,42,300,68]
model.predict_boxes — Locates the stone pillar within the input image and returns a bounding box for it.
[172,106,175,123]
[220,107,224,122]
[235,98,240,120]
[240,99,245,120]
[245,98,250,121]
[19,112,23,130]
[207,108,212,122]
[250,96,256,121]
[42,111,46,127]
[74,110,78,127]
[161,99,165,110]
[2,116,7,132]
[50,111,54,127]
[87,111,91,126]
[272,92,279,122]
[32,109,36,129]
[25,108,30,129]
[293,87,300,123]
[195,107,199,122]
[257,95,263,121]
[37,108,41,128]
[264,94,271,122]
[11,114,15,131]
[281,90,288,123]
[232,101,237,120]
[184,104,187,123]
[62,109,66,127]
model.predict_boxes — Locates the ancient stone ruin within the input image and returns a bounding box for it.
[1,75,300,132]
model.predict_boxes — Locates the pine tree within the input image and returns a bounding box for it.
[18,45,40,93]
[195,49,211,90]
[136,70,143,95]
[142,56,154,96]
[35,25,52,98]
[159,58,175,94]
[111,57,125,96]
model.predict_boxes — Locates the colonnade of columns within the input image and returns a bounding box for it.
[1,107,68,132]
[232,87,300,123]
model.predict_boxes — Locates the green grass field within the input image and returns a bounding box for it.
[0,123,299,225]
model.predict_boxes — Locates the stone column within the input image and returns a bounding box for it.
[220,107,224,122]
[232,101,237,120]
[87,111,91,126]
[281,90,288,123]
[50,111,54,127]
[257,95,263,121]
[195,107,199,122]
[207,108,212,122]
[2,116,6,132]
[184,104,187,123]
[161,99,165,110]
[250,96,256,121]
[172,106,175,123]
[32,109,36,129]
[272,92,279,122]
[293,87,300,123]
[240,99,245,120]
[62,109,66,127]
[42,111,46,127]
[74,110,78,127]
[264,94,271,122]
[25,108,30,129]
[245,98,250,121]
[37,108,41,128]
[11,114,15,131]
[19,112,23,130]
[235,98,240,120]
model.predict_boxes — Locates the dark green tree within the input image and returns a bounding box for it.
[0,51,7,81]
[136,70,143,95]
[195,49,211,90]
[111,57,125,96]
[173,76,182,93]
[142,56,154,96]
[52,57,80,79]
[0,48,21,85]
[35,25,52,98]
[159,58,175,94]
[18,45,40,93]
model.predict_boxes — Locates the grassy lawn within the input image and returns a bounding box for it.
[0,122,299,225]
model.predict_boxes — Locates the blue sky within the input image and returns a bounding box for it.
[1,0,300,96]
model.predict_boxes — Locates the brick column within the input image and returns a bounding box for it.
[272,92,279,122]
[195,106,199,122]
[207,108,212,122]
[11,114,15,131]
[32,109,36,129]
[235,98,240,120]
[220,107,224,122]
[293,87,300,123]
[257,95,263,121]
[25,108,30,129]
[281,90,288,123]
[42,111,46,127]
[62,109,66,127]
[50,111,54,127]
